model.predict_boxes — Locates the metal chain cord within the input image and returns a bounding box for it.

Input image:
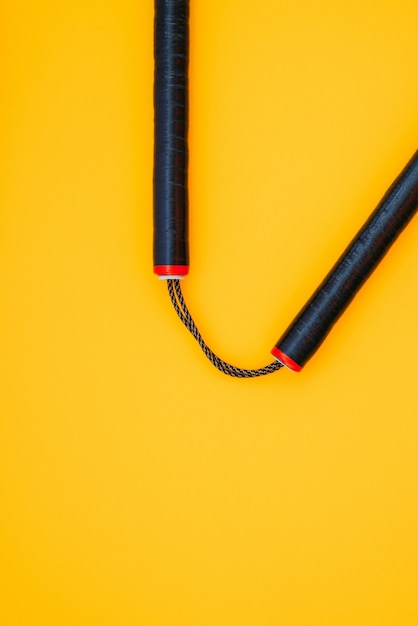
[167,280,283,377]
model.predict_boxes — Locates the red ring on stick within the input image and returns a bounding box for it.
[154,265,189,277]
[271,347,302,372]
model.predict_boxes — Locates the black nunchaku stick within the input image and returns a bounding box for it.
[153,0,418,376]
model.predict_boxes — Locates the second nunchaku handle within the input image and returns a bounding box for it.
[273,150,418,372]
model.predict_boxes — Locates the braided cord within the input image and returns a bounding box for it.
[167,280,283,377]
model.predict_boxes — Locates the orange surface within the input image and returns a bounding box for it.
[1,1,418,624]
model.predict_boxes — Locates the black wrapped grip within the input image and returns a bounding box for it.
[273,150,418,371]
[154,0,190,277]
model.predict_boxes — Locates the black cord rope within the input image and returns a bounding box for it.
[167,279,283,377]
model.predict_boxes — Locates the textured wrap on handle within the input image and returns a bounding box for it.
[154,0,190,277]
[273,150,418,371]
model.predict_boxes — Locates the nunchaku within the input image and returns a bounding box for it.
[153,0,418,377]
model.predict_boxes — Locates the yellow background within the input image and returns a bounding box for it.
[1,1,418,624]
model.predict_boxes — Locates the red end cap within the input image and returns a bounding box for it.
[271,347,303,372]
[154,265,189,277]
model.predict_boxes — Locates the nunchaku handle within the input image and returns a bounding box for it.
[272,150,418,371]
[153,0,190,278]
